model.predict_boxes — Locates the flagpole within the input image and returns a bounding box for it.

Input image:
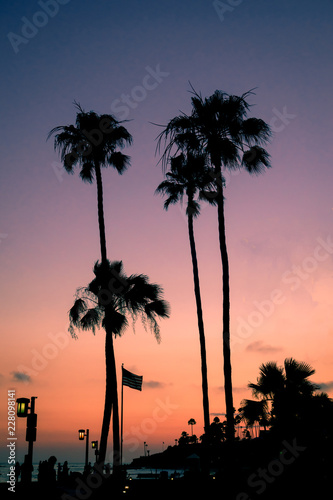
[120,363,124,468]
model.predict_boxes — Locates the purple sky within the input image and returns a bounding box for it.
[0,0,333,464]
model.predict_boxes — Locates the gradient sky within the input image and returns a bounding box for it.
[1,0,333,466]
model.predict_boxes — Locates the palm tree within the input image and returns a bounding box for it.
[178,431,190,446]
[69,259,170,466]
[156,87,271,440]
[156,149,216,435]
[48,102,132,263]
[48,104,133,467]
[238,399,269,436]
[246,358,323,436]
[188,418,197,436]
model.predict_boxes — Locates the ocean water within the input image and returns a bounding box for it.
[0,462,184,483]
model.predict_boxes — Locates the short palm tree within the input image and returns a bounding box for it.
[238,399,269,435]
[69,260,170,466]
[246,358,321,436]
[48,102,132,262]
[156,148,216,435]
[157,87,271,440]
[188,418,197,436]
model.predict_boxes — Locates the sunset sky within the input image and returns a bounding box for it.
[1,0,333,466]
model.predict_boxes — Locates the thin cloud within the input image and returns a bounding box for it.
[11,371,31,383]
[317,381,333,392]
[246,340,283,353]
[216,385,247,393]
[143,380,166,389]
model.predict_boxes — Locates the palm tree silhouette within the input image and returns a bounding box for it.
[48,102,132,262]
[238,399,269,436]
[48,104,133,466]
[156,148,216,435]
[69,260,170,466]
[245,358,323,436]
[187,418,197,436]
[157,87,271,440]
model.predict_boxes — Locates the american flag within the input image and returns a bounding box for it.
[122,367,143,391]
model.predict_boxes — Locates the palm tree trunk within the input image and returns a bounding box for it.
[188,211,210,435]
[94,162,121,469]
[214,161,234,441]
[98,330,112,465]
[94,162,107,263]
[98,329,120,469]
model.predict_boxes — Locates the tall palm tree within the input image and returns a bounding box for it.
[69,259,170,466]
[48,104,133,467]
[157,88,271,440]
[48,102,132,262]
[156,149,216,435]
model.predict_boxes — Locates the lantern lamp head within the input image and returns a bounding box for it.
[17,398,30,418]
[78,429,85,440]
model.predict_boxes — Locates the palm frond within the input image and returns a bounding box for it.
[155,180,184,209]
[107,151,131,173]
[145,299,170,319]
[80,308,102,333]
[242,146,271,174]
[69,298,87,325]
[79,161,95,183]
[240,117,272,145]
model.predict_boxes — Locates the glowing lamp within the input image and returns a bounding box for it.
[78,429,85,440]
[91,441,98,449]
[17,398,30,418]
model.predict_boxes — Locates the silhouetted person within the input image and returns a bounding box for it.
[63,461,69,479]
[47,456,57,484]
[57,462,62,482]
[38,460,47,484]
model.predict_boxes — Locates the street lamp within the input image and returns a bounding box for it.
[78,429,85,441]
[78,429,89,468]
[91,441,99,462]
[16,398,30,418]
[16,397,37,484]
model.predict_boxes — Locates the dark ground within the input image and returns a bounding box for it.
[2,435,331,499]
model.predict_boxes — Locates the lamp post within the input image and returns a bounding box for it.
[91,440,99,463]
[78,429,89,469]
[16,396,37,484]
